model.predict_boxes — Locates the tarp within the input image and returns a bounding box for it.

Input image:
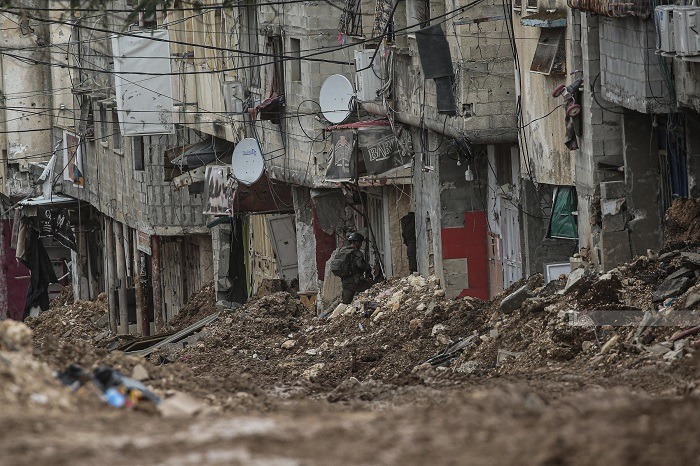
[325,130,357,182]
[112,30,175,135]
[358,127,410,175]
[547,187,578,239]
[170,138,234,168]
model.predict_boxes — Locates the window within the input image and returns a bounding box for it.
[290,38,301,82]
[513,0,523,14]
[99,107,108,141]
[112,111,122,151]
[526,0,538,11]
[133,136,145,170]
[268,35,285,95]
[530,28,566,76]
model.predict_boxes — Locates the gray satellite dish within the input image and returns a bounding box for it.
[231,138,264,185]
[319,74,355,124]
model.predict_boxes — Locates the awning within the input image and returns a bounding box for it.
[170,138,234,168]
[19,195,77,207]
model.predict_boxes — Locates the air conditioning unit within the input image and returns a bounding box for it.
[654,5,675,53]
[222,81,246,114]
[354,49,383,102]
[674,6,700,56]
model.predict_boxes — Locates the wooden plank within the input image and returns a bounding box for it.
[114,220,129,334]
[105,217,118,333]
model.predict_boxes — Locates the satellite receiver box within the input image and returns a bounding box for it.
[319,74,355,124]
[231,138,265,186]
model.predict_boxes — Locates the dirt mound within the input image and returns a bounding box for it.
[165,283,217,332]
[664,198,700,247]
[0,321,74,410]
[28,297,110,369]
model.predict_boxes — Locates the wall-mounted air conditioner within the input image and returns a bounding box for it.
[222,81,246,114]
[674,6,700,56]
[654,5,675,54]
[354,49,383,102]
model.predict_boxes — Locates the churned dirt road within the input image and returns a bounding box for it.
[4,203,700,465]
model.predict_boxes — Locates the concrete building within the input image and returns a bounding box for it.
[552,1,700,271]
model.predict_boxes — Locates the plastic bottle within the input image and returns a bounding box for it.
[105,387,126,408]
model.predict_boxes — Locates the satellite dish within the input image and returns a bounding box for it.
[319,74,355,124]
[231,138,264,185]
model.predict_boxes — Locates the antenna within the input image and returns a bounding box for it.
[319,74,355,124]
[231,138,264,186]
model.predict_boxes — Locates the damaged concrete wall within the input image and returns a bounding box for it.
[684,110,700,198]
[599,17,673,114]
[387,185,413,278]
[513,0,574,185]
[622,111,663,256]
[293,187,318,293]
[412,131,443,283]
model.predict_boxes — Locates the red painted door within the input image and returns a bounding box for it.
[3,220,29,320]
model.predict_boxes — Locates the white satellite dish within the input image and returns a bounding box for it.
[231,138,264,185]
[319,74,355,124]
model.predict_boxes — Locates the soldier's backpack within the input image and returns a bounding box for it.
[330,247,354,278]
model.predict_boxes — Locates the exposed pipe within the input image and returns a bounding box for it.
[114,220,129,334]
[105,217,118,333]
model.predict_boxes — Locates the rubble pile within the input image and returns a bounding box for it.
[0,321,74,410]
[449,247,700,378]
[28,294,112,368]
[164,283,217,332]
[664,198,700,246]
[171,276,485,391]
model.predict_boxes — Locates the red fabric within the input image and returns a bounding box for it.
[311,203,336,281]
[440,211,489,300]
[3,220,29,320]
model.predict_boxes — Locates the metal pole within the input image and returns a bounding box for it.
[151,235,164,332]
[132,229,144,336]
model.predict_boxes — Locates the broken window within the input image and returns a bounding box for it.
[530,27,566,76]
[290,38,301,82]
[133,136,145,171]
[547,187,578,239]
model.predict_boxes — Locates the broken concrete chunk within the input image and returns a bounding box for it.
[431,324,447,336]
[500,285,532,314]
[281,339,296,349]
[667,267,695,281]
[681,252,700,267]
[645,344,671,356]
[521,297,547,313]
[157,392,206,418]
[663,348,685,361]
[131,364,149,382]
[93,313,109,329]
[563,268,587,294]
[652,277,692,303]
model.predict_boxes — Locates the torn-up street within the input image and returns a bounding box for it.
[2,0,700,464]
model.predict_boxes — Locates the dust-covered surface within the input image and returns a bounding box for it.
[4,239,700,464]
[664,197,700,246]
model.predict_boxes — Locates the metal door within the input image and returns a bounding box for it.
[501,202,522,287]
[267,214,299,282]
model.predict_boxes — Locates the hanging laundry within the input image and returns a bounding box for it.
[21,229,58,319]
